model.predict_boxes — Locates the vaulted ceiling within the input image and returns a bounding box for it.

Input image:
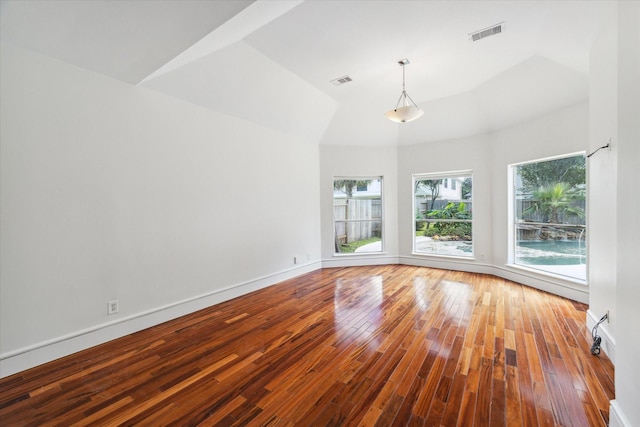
[0,0,610,146]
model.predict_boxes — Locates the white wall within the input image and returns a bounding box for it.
[319,145,398,266]
[397,133,493,272]
[0,42,321,376]
[489,102,590,302]
[394,103,590,302]
[321,103,589,301]
[586,4,640,425]
[610,2,640,426]
[587,4,618,361]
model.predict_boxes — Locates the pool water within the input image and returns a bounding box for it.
[516,240,586,265]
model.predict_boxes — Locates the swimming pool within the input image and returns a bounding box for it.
[516,240,586,265]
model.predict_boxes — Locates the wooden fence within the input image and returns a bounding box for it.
[417,199,473,214]
[334,199,382,244]
[417,198,584,225]
[516,199,585,225]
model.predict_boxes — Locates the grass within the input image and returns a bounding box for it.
[338,237,381,253]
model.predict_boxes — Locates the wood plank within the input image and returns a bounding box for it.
[0,266,614,426]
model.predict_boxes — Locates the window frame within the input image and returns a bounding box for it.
[333,176,384,256]
[508,152,587,283]
[412,170,474,258]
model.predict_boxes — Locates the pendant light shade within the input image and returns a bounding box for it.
[384,105,424,123]
[385,59,423,123]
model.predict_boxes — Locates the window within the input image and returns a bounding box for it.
[511,154,586,281]
[413,172,473,257]
[334,177,383,254]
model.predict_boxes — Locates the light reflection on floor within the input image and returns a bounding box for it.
[333,275,385,348]
[331,271,476,364]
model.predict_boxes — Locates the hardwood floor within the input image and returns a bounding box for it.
[0,266,614,426]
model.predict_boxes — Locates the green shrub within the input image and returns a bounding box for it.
[422,202,473,240]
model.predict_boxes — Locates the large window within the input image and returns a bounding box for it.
[512,154,586,281]
[413,172,473,257]
[334,177,383,254]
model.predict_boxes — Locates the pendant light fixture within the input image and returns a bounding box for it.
[384,58,423,123]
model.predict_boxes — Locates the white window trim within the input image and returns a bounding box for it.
[508,152,587,283]
[412,170,473,258]
[333,176,385,256]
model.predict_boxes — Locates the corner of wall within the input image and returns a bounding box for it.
[0,262,322,378]
[586,308,616,364]
[610,400,633,427]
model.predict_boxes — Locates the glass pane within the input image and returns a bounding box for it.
[513,155,586,281]
[334,178,382,254]
[414,175,473,257]
[515,224,586,280]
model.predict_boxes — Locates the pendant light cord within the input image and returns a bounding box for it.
[393,64,419,110]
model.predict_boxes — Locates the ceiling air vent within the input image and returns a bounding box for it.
[469,22,504,42]
[330,75,353,86]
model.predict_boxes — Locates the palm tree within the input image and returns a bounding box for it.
[524,182,584,223]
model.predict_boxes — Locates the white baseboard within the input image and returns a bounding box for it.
[322,254,399,268]
[399,256,589,304]
[609,400,632,427]
[399,255,493,275]
[326,254,589,303]
[0,261,321,378]
[586,309,616,364]
[491,265,589,304]
[0,257,594,378]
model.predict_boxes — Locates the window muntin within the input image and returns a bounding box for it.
[413,172,473,257]
[334,177,383,254]
[512,154,586,281]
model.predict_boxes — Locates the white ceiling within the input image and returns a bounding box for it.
[0,0,611,146]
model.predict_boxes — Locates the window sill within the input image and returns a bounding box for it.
[505,263,587,286]
[334,252,387,257]
[410,252,474,261]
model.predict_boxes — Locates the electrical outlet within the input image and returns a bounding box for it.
[293,256,298,264]
[108,300,119,315]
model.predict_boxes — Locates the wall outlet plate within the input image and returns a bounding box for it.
[108,300,119,315]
